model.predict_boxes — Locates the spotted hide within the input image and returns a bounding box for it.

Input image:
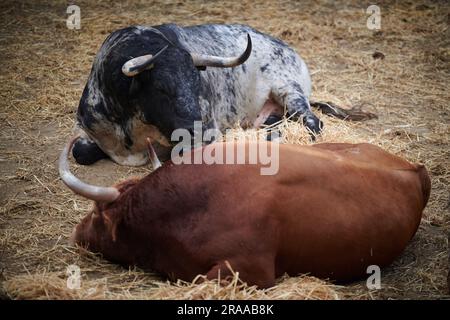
[73,24,322,166]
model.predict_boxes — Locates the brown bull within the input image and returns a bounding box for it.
[60,138,430,288]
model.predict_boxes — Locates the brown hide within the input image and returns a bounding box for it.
[70,142,430,288]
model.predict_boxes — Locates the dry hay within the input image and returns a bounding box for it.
[0,0,449,300]
[3,262,340,300]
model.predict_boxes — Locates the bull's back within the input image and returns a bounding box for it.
[176,24,311,129]
[272,143,428,280]
[142,142,429,282]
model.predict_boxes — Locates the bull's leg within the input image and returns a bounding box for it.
[263,115,283,141]
[271,82,323,137]
[253,99,283,141]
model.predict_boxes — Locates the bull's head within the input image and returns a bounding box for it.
[61,135,161,258]
[73,26,251,166]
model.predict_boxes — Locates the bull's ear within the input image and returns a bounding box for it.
[129,77,141,97]
[122,45,169,77]
[102,210,121,242]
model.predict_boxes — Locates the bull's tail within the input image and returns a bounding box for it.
[310,101,378,121]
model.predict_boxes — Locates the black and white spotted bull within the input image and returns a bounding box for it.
[73,23,372,166]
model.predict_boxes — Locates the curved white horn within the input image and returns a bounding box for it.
[146,137,162,170]
[59,136,120,203]
[122,45,169,77]
[191,34,252,68]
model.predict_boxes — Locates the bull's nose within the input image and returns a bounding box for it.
[72,138,109,165]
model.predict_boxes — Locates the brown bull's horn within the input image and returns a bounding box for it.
[191,34,252,68]
[122,45,169,77]
[59,136,120,203]
[146,137,162,169]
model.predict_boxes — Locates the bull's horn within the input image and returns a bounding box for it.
[59,136,120,203]
[146,137,162,169]
[191,34,252,68]
[122,45,169,77]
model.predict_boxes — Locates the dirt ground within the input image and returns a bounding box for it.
[0,0,449,299]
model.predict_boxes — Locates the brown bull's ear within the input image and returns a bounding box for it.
[101,178,140,241]
[102,209,122,242]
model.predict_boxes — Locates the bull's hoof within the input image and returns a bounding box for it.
[72,138,109,165]
[303,113,323,137]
